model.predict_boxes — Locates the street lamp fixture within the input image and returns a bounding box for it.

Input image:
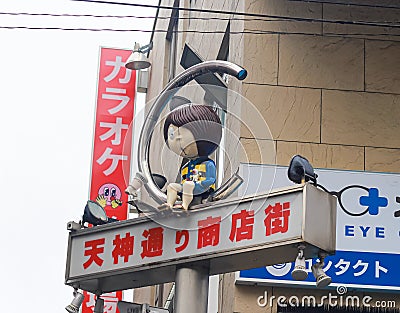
[288,155,318,184]
[125,42,153,70]
[291,245,308,281]
[312,253,332,288]
[82,200,118,226]
[65,289,84,313]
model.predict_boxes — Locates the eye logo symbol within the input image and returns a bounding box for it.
[359,188,388,216]
[335,186,388,217]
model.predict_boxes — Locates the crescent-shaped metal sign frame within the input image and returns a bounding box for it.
[137,60,247,204]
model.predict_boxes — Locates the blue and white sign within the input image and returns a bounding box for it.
[238,250,398,290]
[236,164,400,291]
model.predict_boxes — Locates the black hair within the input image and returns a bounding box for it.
[163,104,222,157]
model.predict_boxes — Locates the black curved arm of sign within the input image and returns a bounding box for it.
[317,183,370,217]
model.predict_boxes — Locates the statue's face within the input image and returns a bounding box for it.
[167,124,198,159]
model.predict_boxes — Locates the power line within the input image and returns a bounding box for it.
[0,26,148,31]
[1,11,398,26]
[1,25,399,39]
[69,0,400,29]
[0,11,319,22]
[287,0,400,10]
[0,11,156,19]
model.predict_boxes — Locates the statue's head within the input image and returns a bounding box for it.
[163,104,222,158]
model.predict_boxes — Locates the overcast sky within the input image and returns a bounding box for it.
[0,1,157,311]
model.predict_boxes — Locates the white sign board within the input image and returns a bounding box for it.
[65,184,336,293]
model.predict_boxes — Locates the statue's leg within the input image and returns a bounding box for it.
[182,181,195,210]
[166,183,182,208]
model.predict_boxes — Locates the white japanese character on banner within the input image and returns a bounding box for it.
[353,260,369,277]
[322,260,332,272]
[334,259,351,275]
[104,56,132,84]
[375,261,388,278]
[102,88,130,114]
[97,147,128,176]
[102,292,119,313]
[86,293,96,309]
[100,117,129,145]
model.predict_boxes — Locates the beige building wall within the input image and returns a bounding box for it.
[240,0,400,175]
[141,0,400,311]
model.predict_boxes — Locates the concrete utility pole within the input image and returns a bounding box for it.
[174,265,209,313]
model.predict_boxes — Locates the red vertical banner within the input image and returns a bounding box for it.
[90,47,136,220]
[83,47,136,313]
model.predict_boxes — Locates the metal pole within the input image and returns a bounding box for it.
[174,265,209,313]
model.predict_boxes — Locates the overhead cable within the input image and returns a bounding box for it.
[287,0,400,10]
[69,0,400,29]
[1,11,398,27]
[0,11,155,19]
[1,25,399,39]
